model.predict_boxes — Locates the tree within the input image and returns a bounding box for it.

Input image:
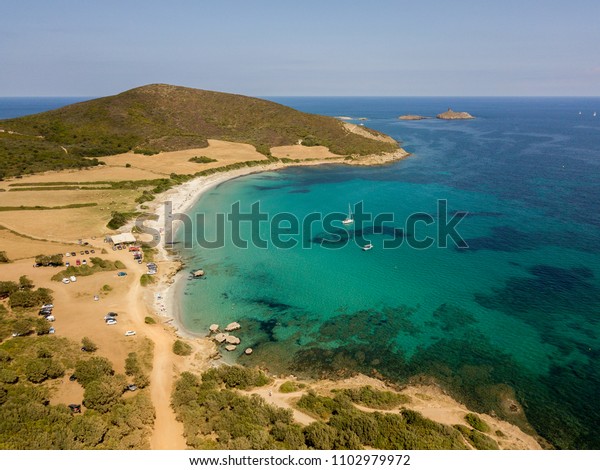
[74,357,114,386]
[81,337,98,353]
[0,281,19,298]
[35,318,52,335]
[26,358,51,383]
[19,275,34,290]
[83,376,125,413]
[12,318,32,336]
[0,368,18,384]
[0,251,9,263]
[172,340,192,356]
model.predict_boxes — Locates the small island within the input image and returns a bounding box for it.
[398,115,429,121]
[436,108,475,120]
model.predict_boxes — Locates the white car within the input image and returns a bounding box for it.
[46,315,55,322]
[48,327,55,334]
[106,319,117,325]
[70,275,77,282]
[42,304,54,309]
[124,330,136,336]
[65,252,70,257]
[62,278,70,284]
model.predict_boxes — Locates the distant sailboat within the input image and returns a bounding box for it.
[579,111,582,115]
[342,204,354,225]
[362,243,373,251]
[594,112,597,117]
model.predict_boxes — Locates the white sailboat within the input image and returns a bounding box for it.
[342,204,354,225]
[594,112,597,117]
[362,243,373,251]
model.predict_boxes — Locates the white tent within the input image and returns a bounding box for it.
[109,233,137,245]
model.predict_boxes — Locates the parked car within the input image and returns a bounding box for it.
[48,327,55,334]
[84,250,90,254]
[117,272,127,277]
[46,315,55,322]
[70,275,77,282]
[82,259,87,265]
[93,295,99,301]
[127,384,137,391]
[106,319,117,325]
[68,404,82,413]
[71,252,76,256]
[42,304,54,309]
[69,374,77,382]
[76,259,81,266]
[90,249,95,254]
[65,262,70,267]
[124,330,136,336]
[65,252,70,257]
[62,278,70,284]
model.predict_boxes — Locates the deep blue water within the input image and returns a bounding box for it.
[177,97,600,449]
[0,97,91,119]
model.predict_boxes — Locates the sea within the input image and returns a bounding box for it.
[3,96,600,449]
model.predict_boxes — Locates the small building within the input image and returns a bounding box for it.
[108,233,137,246]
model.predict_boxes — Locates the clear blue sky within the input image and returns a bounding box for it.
[1,0,599,96]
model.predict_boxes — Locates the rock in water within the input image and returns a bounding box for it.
[436,108,474,120]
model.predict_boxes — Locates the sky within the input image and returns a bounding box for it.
[1,0,599,96]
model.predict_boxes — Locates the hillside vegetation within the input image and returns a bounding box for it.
[0,84,398,177]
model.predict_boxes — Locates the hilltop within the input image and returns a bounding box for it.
[0,84,398,178]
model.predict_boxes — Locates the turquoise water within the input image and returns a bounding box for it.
[177,98,600,449]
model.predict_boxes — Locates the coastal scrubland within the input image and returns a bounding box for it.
[0,84,397,177]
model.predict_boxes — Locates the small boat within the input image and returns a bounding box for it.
[594,112,597,117]
[342,204,354,225]
[362,243,373,251]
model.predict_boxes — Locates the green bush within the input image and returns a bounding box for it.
[81,337,98,352]
[144,316,156,324]
[189,156,217,163]
[74,357,114,386]
[19,275,34,290]
[279,380,300,393]
[107,211,137,230]
[25,358,64,383]
[201,365,271,390]
[0,368,18,384]
[35,254,63,266]
[454,425,499,450]
[465,413,491,433]
[0,280,19,298]
[83,376,126,413]
[140,274,155,287]
[0,251,9,263]
[9,287,53,309]
[172,340,192,356]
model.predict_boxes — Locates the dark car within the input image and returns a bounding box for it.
[69,374,77,382]
[71,252,76,256]
[84,250,90,254]
[90,249,95,254]
[68,404,82,413]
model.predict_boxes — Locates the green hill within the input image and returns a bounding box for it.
[0,84,398,178]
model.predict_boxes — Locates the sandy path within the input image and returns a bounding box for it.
[240,379,315,426]
[124,264,186,449]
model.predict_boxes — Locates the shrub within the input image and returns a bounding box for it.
[101,284,112,292]
[107,211,134,230]
[201,365,271,390]
[74,357,114,386]
[83,376,125,413]
[9,287,53,308]
[35,317,52,335]
[0,368,18,384]
[465,413,491,433]
[454,425,499,450]
[189,156,217,163]
[144,316,156,324]
[279,381,300,393]
[81,337,98,352]
[0,251,9,263]
[172,340,192,356]
[34,254,63,266]
[0,281,19,298]
[140,274,155,287]
[19,275,34,290]
[125,163,131,168]
[11,318,33,336]
[25,358,64,383]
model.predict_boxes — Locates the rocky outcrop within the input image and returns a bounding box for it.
[398,115,429,120]
[436,108,474,120]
